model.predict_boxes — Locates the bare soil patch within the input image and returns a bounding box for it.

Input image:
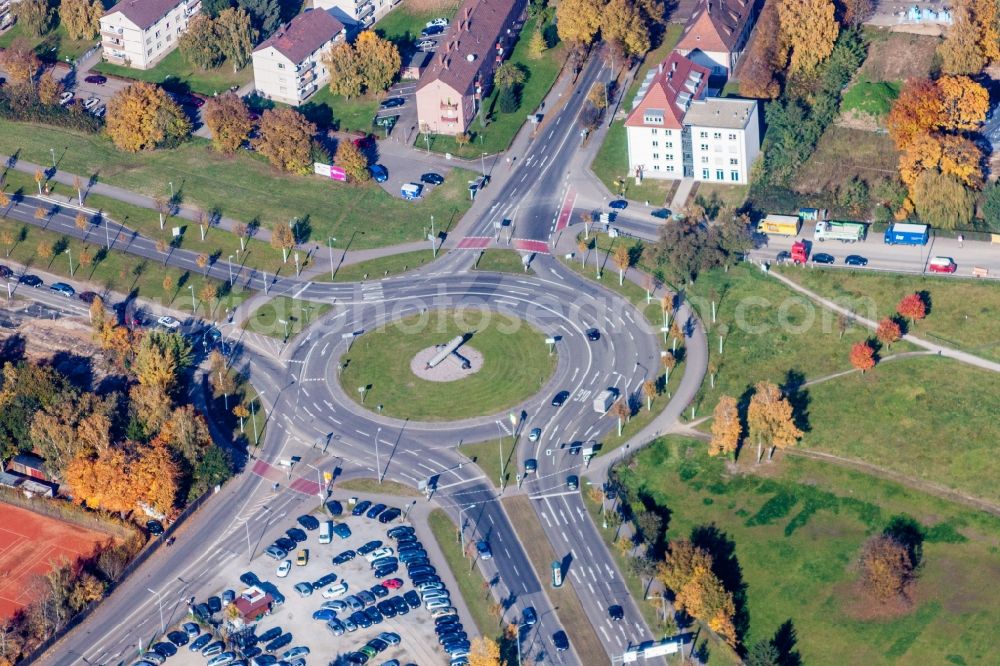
[860,32,939,82]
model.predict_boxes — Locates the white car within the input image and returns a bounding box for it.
[83,96,100,110]
[426,17,448,27]
[322,581,349,598]
[59,91,74,105]
[157,315,180,329]
[416,40,437,50]
[364,547,394,563]
[277,559,291,578]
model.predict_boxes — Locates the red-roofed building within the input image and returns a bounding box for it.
[626,52,760,185]
[100,0,201,69]
[675,0,759,77]
[415,0,527,136]
[251,10,346,106]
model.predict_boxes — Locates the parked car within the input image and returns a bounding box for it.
[146,519,164,536]
[157,315,180,329]
[387,526,414,539]
[59,91,74,105]
[314,572,338,588]
[83,96,100,110]
[152,641,177,657]
[420,172,444,185]
[382,578,404,589]
[297,514,320,530]
[333,523,352,539]
[84,74,107,84]
[264,633,293,652]
[293,582,313,597]
[326,500,344,516]
[19,275,43,287]
[366,503,388,519]
[257,627,282,643]
[415,39,437,50]
[206,596,222,613]
[274,537,296,551]
[378,507,401,523]
[369,164,389,183]
[650,208,671,219]
[286,527,307,542]
[189,634,211,652]
[50,282,75,297]
[352,501,373,516]
[421,24,445,36]
[277,560,291,577]
[379,97,405,109]
[426,17,448,26]
[0,265,12,279]
[358,540,383,555]
[77,290,99,303]
[239,572,260,587]
[333,549,357,564]
[92,106,106,118]
[296,549,309,566]
[322,581,349,598]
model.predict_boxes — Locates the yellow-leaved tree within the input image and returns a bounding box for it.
[708,395,740,458]
[747,381,802,463]
[777,0,839,74]
[105,82,191,152]
[467,636,501,666]
[253,108,316,174]
[203,93,252,154]
[59,0,104,40]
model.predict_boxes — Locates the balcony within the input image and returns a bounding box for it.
[439,100,458,111]
[356,3,374,18]
[295,59,314,73]
[297,69,316,85]
[105,50,128,64]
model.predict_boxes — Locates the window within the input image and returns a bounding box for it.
[700,156,708,164]
[147,48,152,55]
[716,169,724,180]
[699,131,708,138]
[729,158,738,165]
[652,141,659,147]
[155,30,160,37]
[683,153,692,160]
[651,129,658,135]
[166,34,172,41]
[700,144,708,151]
[278,63,285,69]
[701,168,709,179]
[652,165,660,171]
[731,171,740,181]
[665,129,673,136]
[713,132,721,139]
[728,133,737,140]
[653,153,659,159]
[665,142,673,149]
[666,165,675,173]
[166,22,170,28]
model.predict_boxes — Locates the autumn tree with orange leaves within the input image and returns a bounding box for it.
[657,540,738,647]
[709,395,741,458]
[937,0,999,75]
[747,381,802,463]
[850,340,876,373]
[876,317,902,349]
[106,82,191,152]
[896,293,927,325]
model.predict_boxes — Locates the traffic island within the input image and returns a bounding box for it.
[338,309,556,421]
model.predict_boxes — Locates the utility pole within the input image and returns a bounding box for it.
[328,237,337,279]
[375,426,382,483]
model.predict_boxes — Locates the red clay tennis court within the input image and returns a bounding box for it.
[0,502,111,619]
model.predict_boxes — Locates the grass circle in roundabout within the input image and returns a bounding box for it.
[339,308,557,421]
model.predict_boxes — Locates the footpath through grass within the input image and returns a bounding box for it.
[94,48,253,97]
[777,266,1000,363]
[0,118,475,250]
[617,436,1000,665]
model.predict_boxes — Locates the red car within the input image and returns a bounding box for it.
[381,578,403,590]
[928,256,957,273]
[353,133,375,151]
[84,75,107,84]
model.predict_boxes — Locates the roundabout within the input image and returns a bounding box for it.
[338,308,557,421]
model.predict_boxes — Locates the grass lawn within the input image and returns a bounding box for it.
[459,435,520,489]
[776,267,1000,363]
[472,249,532,274]
[0,118,476,250]
[0,23,96,63]
[421,16,565,158]
[616,436,1000,665]
[691,182,749,211]
[590,24,683,204]
[298,88,380,134]
[683,264,881,413]
[0,214,239,316]
[243,297,332,339]
[790,125,898,203]
[375,1,461,46]
[335,477,421,497]
[339,309,556,420]
[802,356,1000,504]
[840,79,901,118]
[426,508,504,644]
[324,249,441,282]
[93,48,253,97]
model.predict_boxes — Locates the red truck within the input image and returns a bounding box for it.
[791,241,809,264]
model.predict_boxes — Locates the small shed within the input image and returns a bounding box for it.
[234,586,272,623]
[7,454,50,482]
[401,51,431,80]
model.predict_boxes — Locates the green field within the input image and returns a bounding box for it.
[460,435,520,489]
[325,249,440,282]
[420,16,565,158]
[0,118,475,250]
[243,297,332,339]
[777,267,1000,362]
[94,48,253,97]
[298,88,380,134]
[615,436,1000,665]
[339,309,556,420]
[473,249,531,274]
[0,23,96,63]
[840,79,901,118]
[802,356,1000,504]
[376,2,460,45]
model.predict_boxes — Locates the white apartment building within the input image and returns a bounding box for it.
[100,0,201,70]
[626,52,760,185]
[251,10,345,106]
[313,0,400,29]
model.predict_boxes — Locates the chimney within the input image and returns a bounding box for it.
[671,60,677,71]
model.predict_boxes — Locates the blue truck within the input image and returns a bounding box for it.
[883,223,929,246]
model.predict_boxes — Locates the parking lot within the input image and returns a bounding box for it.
[145,498,464,666]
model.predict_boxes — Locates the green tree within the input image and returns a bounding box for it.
[236,0,281,37]
[746,640,781,666]
[497,85,519,113]
[179,15,224,69]
[527,29,547,58]
[215,8,257,70]
[493,61,525,91]
[982,182,1000,232]
[910,170,975,229]
[202,0,234,17]
[14,0,53,37]
[59,0,103,39]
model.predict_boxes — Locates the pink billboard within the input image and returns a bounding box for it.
[313,162,347,182]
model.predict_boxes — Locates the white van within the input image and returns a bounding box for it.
[401,183,423,200]
[593,389,616,413]
[318,520,332,544]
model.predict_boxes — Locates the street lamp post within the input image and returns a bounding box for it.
[228,255,234,286]
[245,506,271,561]
[457,504,476,552]
[278,318,289,342]
[496,421,505,491]
[146,587,165,635]
[328,237,337,280]
[480,152,487,177]
[188,284,195,313]
[49,148,56,168]
[65,248,73,276]
[169,181,174,198]
[515,622,532,666]
[375,426,382,483]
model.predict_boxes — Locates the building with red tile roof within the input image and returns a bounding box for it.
[675,0,759,77]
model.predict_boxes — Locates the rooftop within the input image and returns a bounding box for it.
[625,52,710,129]
[682,97,756,129]
[103,0,186,30]
[416,0,521,96]
[253,9,345,63]
[676,0,756,53]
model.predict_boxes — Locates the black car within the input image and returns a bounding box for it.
[146,519,164,536]
[812,253,835,265]
[352,500,373,516]
[326,500,344,516]
[167,630,189,647]
[420,172,445,185]
[206,596,222,614]
[365,607,384,624]
[551,390,570,407]
[0,265,12,278]
[240,571,260,587]
[522,607,537,626]
[297,514,320,530]
[650,208,671,219]
[274,537,296,551]
[421,24,445,36]
[845,254,868,267]
[84,74,108,84]
[314,572,339,588]
[257,627,282,643]
[396,535,419,547]
[586,328,600,341]
[152,641,177,656]
[608,604,624,620]
[403,590,421,609]
[387,526,414,539]
[378,507,401,523]
[380,97,405,109]
[193,602,211,621]
[366,503,387,519]
[439,631,467,645]
[408,564,434,577]
[436,615,460,628]
[358,540,383,555]
[286,527,308,543]
[369,584,389,598]
[265,633,293,652]
[553,630,570,652]
[374,564,399,578]
[608,199,628,210]
[19,274,42,287]
[333,549,357,565]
